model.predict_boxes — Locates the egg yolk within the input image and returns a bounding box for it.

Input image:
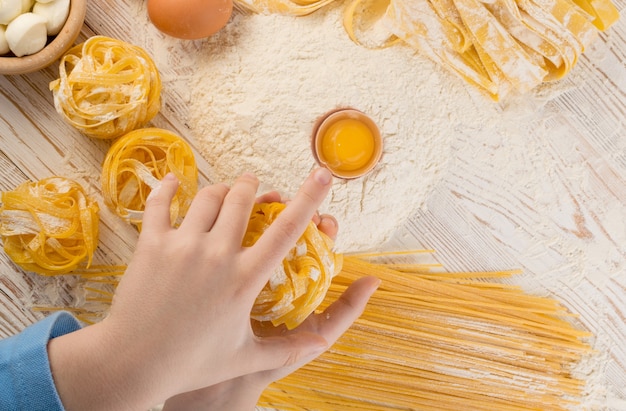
[320,119,375,172]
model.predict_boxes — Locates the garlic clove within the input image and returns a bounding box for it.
[5,12,47,56]
[32,0,69,35]
[0,0,23,25]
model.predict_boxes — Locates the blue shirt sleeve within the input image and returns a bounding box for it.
[0,311,81,411]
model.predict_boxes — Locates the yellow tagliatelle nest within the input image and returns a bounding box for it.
[0,177,99,275]
[101,128,198,229]
[244,202,342,329]
[49,36,161,140]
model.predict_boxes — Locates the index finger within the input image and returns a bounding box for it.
[249,168,333,283]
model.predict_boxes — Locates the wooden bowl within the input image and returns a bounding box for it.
[0,0,86,75]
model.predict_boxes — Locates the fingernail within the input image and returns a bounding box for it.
[163,173,177,182]
[241,172,258,181]
[147,174,177,201]
[314,168,332,185]
[320,215,337,228]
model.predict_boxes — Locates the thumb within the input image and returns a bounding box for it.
[253,332,329,372]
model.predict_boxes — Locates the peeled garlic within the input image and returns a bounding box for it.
[33,0,69,35]
[0,0,23,24]
[5,12,47,56]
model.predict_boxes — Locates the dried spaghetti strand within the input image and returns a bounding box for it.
[101,128,198,229]
[0,177,99,275]
[50,36,161,140]
[258,255,592,410]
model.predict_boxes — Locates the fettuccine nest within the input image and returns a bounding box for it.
[50,36,161,139]
[101,128,199,229]
[0,177,99,275]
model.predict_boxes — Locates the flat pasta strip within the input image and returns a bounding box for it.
[235,0,337,16]
[0,177,99,275]
[484,0,564,68]
[385,0,501,96]
[342,0,402,47]
[430,0,474,52]
[570,0,619,29]
[100,128,198,229]
[50,36,161,140]
[452,0,547,91]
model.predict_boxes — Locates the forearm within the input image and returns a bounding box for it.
[47,321,170,411]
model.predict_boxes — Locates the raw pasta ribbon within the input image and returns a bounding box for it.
[244,202,342,329]
[238,0,619,99]
[0,177,99,275]
[50,36,161,139]
[346,0,607,99]
[235,0,337,16]
[101,128,198,229]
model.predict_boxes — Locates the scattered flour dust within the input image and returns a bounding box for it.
[185,6,467,252]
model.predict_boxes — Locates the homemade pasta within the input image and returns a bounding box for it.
[235,0,337,16]
[0,177,99,275]
[49,36,161,139]
[101,128,198,229]
[244,202,342,329]
[238,0,619,99]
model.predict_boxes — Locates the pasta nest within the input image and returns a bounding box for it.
[244,202,343,329]
[0,177,99,275]
[101,128,198,229]
[50,36,161,140]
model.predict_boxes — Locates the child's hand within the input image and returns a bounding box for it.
[163,276,379,411]
[49,168,348,411]
[162,190,379,411]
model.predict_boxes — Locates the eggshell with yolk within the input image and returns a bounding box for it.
[147,0,233,40]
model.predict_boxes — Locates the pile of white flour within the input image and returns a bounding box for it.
[184,7,474,252]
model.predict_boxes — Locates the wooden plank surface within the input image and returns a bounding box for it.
[1,0,625,409]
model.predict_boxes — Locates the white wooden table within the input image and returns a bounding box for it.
[1,0,625,408]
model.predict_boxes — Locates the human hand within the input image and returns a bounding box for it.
[162,191,380,411]
[162,277,379,411]
[49,168,348,411]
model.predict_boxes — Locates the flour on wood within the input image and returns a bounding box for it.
[185,9,463,252]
